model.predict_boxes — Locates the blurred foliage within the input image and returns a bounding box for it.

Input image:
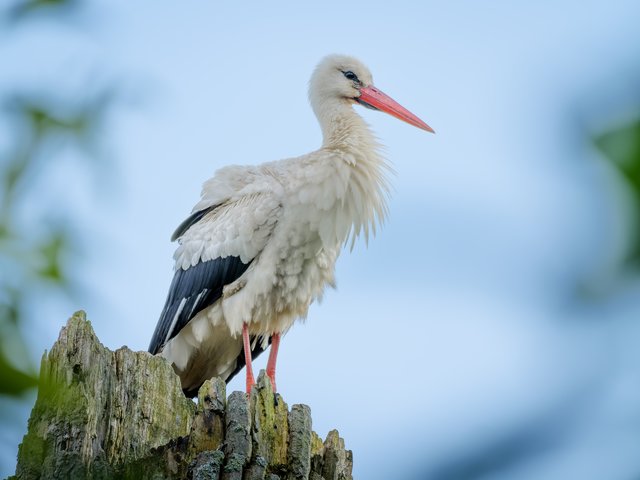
[5,0,80,22]
[593,119,640,270]
[0,95,112,396]
[0,0,114,398]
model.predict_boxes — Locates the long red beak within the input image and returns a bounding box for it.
[357,85,434,133]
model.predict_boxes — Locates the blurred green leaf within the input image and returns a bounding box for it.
[595,120,640,187]
[2,150,30,205]
[594,119,640,268]
[8,94,107,145]
[0,352,37,396]
[6,0,79,22]
[2,91,115,208]
[26,103,89,137]
[36,231,68,283]
[0,289,21,326]
[0,288,37,396]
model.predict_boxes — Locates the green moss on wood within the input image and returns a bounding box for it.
[250,372,289,471]
[13,311,353,480]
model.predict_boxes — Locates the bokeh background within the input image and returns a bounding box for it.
[2,1,640,479]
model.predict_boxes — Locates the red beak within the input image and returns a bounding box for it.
[357,85,434,133]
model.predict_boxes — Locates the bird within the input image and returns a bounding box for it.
[148,54,433,397]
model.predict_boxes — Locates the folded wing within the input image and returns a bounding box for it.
[149,188,282,356]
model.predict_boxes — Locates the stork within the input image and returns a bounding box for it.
[148,54,433,397]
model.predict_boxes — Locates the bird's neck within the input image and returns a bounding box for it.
[315,99,373,149]
[313,99,391,247]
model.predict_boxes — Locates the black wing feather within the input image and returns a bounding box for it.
[148,255,251,354]
[171,204,220,242]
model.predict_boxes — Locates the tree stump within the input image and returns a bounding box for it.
[12,311,353,480]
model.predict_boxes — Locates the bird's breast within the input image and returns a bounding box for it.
[271,212,339,301]
[220,154,381,336]
[234,204,340,333]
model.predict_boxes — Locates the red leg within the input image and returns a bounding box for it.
[242,323,255,394]
[266,333,281,393]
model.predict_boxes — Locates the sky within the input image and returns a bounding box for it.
[2,1,640,479]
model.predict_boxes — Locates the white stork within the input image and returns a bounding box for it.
[149,54,433,396]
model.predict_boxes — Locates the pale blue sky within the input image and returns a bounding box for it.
[3,1,640,478]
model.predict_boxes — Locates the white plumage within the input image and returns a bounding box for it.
[149,54,432,396]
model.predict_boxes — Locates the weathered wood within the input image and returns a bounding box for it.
[287,405,312,480]
[12,312,353,480]
[192,450,225,480]
[319,431,353,480]
[249,372,289,473]
[222,390,250,480]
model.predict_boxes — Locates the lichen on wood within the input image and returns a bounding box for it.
[12,312,353,480]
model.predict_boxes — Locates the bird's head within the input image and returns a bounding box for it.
[309,54,434,133]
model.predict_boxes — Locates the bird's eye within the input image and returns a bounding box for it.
[342,71,359,82]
